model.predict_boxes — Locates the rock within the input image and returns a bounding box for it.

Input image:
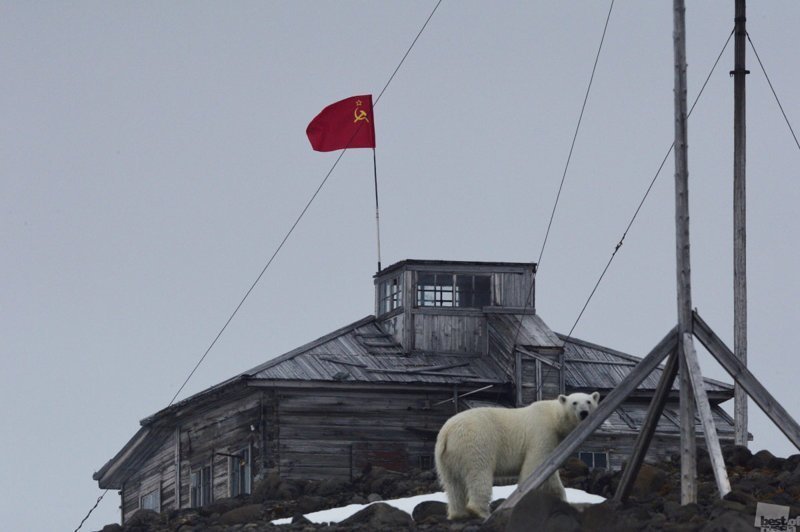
[700,509,753,532]
[784,453,800,471]
[339,502,414,528]
[291,514,313,524]
[219,503,263,525]
[507,491,581,532]
[295,495,328,514]
[275,479,303,500]
[751,449,782,470]
[251,469,282,501]
[367,492,382,502]
[580,501,619,531]
[480,508,511,532]
[723,445,753,468]
[633,463,667,497]
[724,489,757,508]
[412,500,447,523]
[560,456,590,480]
[350,494,367,505]
[125,509,160,530]
[100,524,123,532]
[315,478,350,497]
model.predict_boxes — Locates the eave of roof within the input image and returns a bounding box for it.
[375,259,536,278]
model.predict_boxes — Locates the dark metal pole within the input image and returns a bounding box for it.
[372,148,382,273]
[672,0,697,504]
[732,0,749,448]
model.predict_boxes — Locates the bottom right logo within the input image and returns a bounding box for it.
[755,502,797,532]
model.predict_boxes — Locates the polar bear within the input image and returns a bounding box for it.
[434,391,600,519]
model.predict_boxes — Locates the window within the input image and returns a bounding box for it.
[417,273,490,308]
[190,465,212,507]
[419,455,434,470]
[578,451,609,470]
[378,276,403,314]
[140,487,160,511]
[229,448,252,497]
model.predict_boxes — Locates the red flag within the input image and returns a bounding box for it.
[306,95,376,152]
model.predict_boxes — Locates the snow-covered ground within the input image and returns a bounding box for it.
[272,486,605,525]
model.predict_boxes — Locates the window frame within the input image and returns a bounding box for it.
[190,464,213,508]
[416,273,491,309]
[578,451,609,470]
[378,275,403,315]
[229,447,252,498]
[139,485,160,512]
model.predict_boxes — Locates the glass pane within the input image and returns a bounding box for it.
[595,453,608,469]
[474,275,491,307]
[436,274,454,307]
[455,275,473,308]
[417,273,436,306]
[578,452,593,468]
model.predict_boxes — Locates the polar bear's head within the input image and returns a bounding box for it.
[558,391,600,423]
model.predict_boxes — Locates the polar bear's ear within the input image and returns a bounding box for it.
[558,395,567,404]
[592,391,600,402]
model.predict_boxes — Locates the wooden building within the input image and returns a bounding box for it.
[93,259,738,523]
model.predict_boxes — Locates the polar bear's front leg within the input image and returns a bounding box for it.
[519,453,567,501]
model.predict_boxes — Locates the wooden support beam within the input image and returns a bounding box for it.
[693,311,800,450]
[681,333,731,497]
[733,0,749,448]
[672,0,697,504]
[496,327,678,512]
[614,350,679,502]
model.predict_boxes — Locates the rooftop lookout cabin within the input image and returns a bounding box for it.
[94,259,737,524]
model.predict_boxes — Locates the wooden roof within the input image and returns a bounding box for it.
[375,259,536,278]
[560,334,734,398]
[244,316,508,385]
[487,312,563,350]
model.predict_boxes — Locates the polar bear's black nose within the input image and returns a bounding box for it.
[580,411,589,420]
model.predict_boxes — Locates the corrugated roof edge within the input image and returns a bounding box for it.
[557,333,734,392]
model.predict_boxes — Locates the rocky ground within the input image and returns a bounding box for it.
[97,445,800,531]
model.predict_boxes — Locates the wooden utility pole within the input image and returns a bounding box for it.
[733,0,749,447]
[672,0,697,504]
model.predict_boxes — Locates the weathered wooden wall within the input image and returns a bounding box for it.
[492,271,534,308]
[275,387,459,480]
[412,311,486,354]
[519,352,561,404]
[121,432,176,523]
[177,394,263,508]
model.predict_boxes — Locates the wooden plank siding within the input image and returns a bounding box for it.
[520,352,561,403]
[412,313,486,354]
[121,432,176,523]
[275,388,459,480]
[177,393,263,508]
[493,272,534,308]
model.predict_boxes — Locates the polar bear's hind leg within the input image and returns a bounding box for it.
[464,468,493,519]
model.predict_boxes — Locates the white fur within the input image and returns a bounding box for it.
[434,391,600,519]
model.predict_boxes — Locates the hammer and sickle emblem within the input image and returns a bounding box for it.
[353,100,370,124]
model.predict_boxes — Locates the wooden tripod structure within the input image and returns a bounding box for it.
[498,0,800,511]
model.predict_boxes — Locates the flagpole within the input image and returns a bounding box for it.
[372,148,382,273]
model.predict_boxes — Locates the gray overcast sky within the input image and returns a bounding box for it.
[2,2,798,529]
